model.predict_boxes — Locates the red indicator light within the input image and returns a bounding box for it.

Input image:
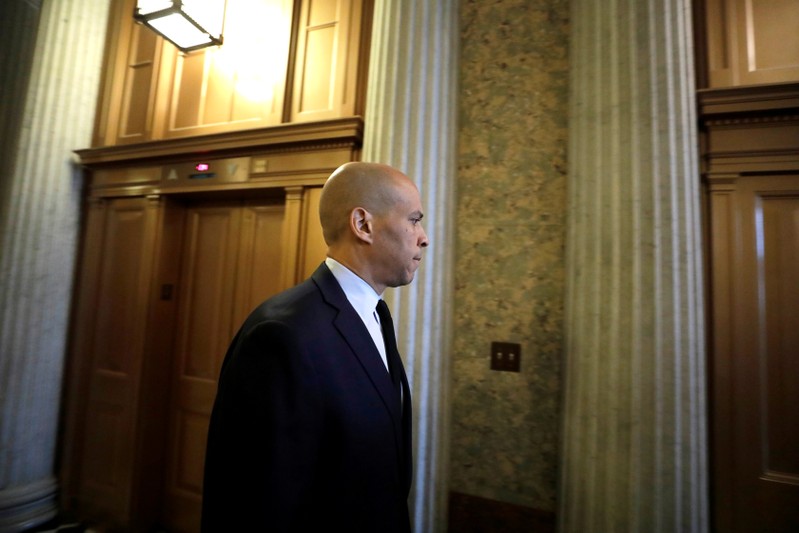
[195,163,210,172]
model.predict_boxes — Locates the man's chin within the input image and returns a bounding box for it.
[389,273,415,288]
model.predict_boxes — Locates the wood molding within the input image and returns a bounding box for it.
[698,82,799,116]
[75,117,364,168]
[698,83,799,174]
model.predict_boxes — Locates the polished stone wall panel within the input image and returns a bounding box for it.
[452,0,569,511]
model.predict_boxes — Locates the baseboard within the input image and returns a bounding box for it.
[448,491,556,533]
[0,478,58,532]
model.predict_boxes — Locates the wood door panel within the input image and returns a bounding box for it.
[164,204,242,532]
[164,0,294,138]
[703,0,799,87]
[171,53,206,131]
[67,192,308,529]
[736,0,799,85]
[761,195,799,478]
[174,411,209,493]
[176,376,217,416]
[723,176,799,531]
[178,206,243,380]
[233,203,286,327]
[118,21,160,142]
[93,204,150,373]
[163,200,286,532]
[299,186,327,279]
[78,197,160,519]
[82,404,124,489]
[291,0,366,122]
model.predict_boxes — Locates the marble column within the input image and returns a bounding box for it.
[0,1,110,530]
[362,1,459,531]
[559,0,708,531]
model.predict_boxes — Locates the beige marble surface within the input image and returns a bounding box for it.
[451,0,569,511]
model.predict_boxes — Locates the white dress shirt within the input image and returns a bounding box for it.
[325,257,389,371]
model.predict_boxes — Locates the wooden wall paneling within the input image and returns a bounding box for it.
[129,197,185,528]
[117,24,160,142]
[93,0,164,145]
[74,197,162,522]
[275,185,327,286]
[162,202,243,532]
[94,0,170,146]
[703,0,736,87]
[225,0,294,125]
[92,0,371,146]
[298,186,327,280]
[760,191,799,480]
[91,0,132,147]
[290,0,366,122]
[730,175,799,531]
[233,201,287,328]
[706,174,738,533]
[61,198,111,510]
[250,146,356,184]
[169,51,206,131]
[735,0,799,86]
[692,0,710,90]
[702,0,799,88]
[707,172,799,532]
[700,83,799,532]
[352,0,373,120]
[163,0,295,139]
[162,198,288,530]
[280,186,305,286]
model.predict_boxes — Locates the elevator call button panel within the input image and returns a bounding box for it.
[160,156,250,187]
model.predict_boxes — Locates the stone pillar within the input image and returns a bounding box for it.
[0,1,110,530]
[362,1,459,531]
[559,0,708,531]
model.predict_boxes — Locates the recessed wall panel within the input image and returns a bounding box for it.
[762,194,799,477]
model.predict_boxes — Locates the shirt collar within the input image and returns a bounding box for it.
[325,257,383,318]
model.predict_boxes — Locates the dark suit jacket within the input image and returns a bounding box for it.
[202,263,413,532]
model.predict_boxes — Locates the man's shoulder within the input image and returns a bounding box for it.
[252,277,322,321]
[251,266,340,317]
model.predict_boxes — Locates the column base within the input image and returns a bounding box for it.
[0,478,58,533]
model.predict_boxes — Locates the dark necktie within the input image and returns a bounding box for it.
[375,299,403,402]
[375,300,410,492]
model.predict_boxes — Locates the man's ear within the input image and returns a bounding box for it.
[350,207,374,244]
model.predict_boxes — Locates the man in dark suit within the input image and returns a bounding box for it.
[201,162,428,532]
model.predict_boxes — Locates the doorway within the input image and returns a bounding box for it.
[708,173,799,532]
[63,188,328,531]
[160,199,286,531]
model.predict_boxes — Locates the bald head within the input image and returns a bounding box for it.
[319,162,414,246]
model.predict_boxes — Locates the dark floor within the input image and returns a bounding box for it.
[24,513,86,533]
[26,494,555,533]
[24,514,166,533]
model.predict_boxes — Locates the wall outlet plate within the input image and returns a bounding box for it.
[490,341,521,372]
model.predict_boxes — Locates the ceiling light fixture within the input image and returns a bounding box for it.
[134,0,227,53]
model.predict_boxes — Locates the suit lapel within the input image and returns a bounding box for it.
[311,264,402,423]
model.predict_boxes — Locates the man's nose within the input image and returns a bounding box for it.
[420,226,429,248]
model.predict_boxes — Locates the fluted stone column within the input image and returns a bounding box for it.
[559,0,708,531]
[0,1,110,530]
[362,1,458,531]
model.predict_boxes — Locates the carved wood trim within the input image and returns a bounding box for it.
[75,117,364,167]
[698,83,799,175]
[697,82,799,116]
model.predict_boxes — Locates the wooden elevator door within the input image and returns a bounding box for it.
[710,174,799,532]
[161,200,286,532]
